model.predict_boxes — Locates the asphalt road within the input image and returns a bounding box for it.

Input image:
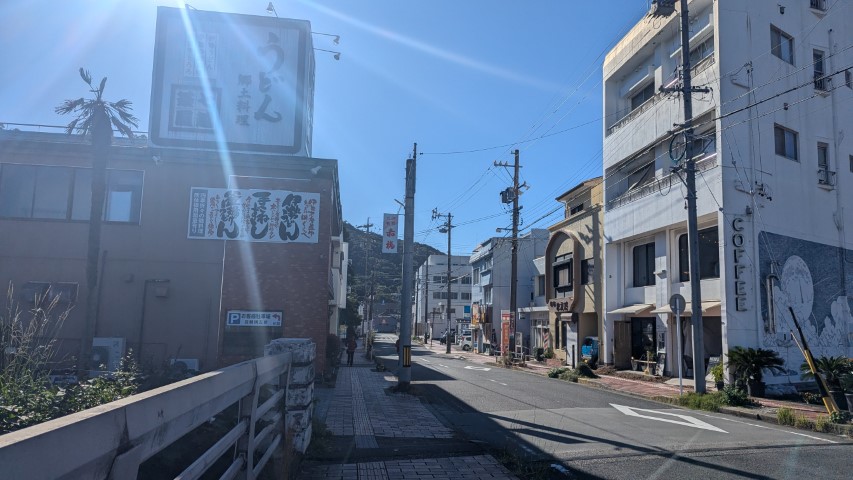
[374,334,852,479]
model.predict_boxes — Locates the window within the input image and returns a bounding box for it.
[813,50,827,91]
[630,82,656,111]
[484,286,492,304]
[570,203,584,215]
[433,292,442,299]
[433,275,443,283]
[770,25,794,64]
[461,276,471,285]
[472,268,480,284]
[461,292,472,301]
[553,253,573,296]
[846,70,852,89]
[691,130,717,159]
[537,275,545,296]
[810,0,827,12]
[689,36,714,64]
[0,164,142,223]
[678,227,720,282]
[581,259,595,285]
[632,242,655,287]
[774,124,799,160]
[850,155,853,173]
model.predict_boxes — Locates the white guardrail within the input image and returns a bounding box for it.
[0,339,316,480]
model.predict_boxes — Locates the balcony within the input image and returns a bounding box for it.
[814,74,829,93]
[606,154,717,211]
[818,167,836,188]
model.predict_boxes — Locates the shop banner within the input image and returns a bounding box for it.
[382,213,398,253]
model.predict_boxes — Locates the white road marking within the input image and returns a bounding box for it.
[465,365,492,371]
[692,411,839,444]
[611,404,728,433]
[437,364,449,368]
[420,359,431,364]
[489,379,508,386]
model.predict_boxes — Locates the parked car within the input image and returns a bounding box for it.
[460,334,473,351]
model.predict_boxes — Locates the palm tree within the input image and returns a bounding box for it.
[727,346,786,397]
[800,356,853,390]
[56,68,138,373]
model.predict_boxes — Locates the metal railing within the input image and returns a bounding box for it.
[818,167,836,187]
[0,351,301,480]
[605,154,718,211]
[814,74,829,91]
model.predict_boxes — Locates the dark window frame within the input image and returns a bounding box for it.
[678,227,720,282]
[632,242,655,287]
[774,124,799,161]
[630,82,656,111]
[770,25,794,64]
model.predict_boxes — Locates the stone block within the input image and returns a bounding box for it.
[290,364,315,385]
[265,338,316,364]
[287,382,314,408]
[286,407,313,432]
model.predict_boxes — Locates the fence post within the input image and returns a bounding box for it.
[236,361,260,480]
[265,339,315,455]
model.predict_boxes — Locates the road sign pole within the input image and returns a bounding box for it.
[676,309,683,396]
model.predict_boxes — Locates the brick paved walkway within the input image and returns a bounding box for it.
[300,454,515,480]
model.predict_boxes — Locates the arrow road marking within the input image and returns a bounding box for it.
[489,379,508,386]
[465,366,492,371]
[610,404,728,433]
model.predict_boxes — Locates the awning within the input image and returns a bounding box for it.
[607,304,654,315]
[651,301,722,315]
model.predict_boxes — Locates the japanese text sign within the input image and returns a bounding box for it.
[382,213,398,253]
[188,187,320,243]
[227,310,282,327]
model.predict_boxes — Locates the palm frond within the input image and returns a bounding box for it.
[54,98,85,115]
[64,118,80,136]
[78,68,92,86]
[110,116,134,139]
[97,77,107,99]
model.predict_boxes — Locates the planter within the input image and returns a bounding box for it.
[631,359,639,371]
[747,381,765,398]
[845,393,853,413]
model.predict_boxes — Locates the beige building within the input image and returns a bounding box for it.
[544,177,604,366]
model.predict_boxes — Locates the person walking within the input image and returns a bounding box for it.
[346,336,357,366]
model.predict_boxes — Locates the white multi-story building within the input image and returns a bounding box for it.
[469,229,549,353]
[602,0,852,389]
[414,255,472,340]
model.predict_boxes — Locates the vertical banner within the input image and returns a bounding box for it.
[501,310,511,356]
[382,213,398,253]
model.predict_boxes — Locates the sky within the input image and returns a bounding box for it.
[0,0,649,255]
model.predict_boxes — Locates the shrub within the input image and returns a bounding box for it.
[801,392,822,405]
[829,410,851,424]
[543,347,555,359]
[814,415,832,433]
[800,356,853,390]
[793,414,814,430]
[720,385,751,407]
[595,365,617,375]
[559,370,580,383]
[727,346,785,385]
[576,363,598,379]
[776,407,796,426]
[677,392,723,412]
[548,367,570,378]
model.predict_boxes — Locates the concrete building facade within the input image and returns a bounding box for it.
[545,177,605,367]
[602,0,853,388]
[414,255,472,341]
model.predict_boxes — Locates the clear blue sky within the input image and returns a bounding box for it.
[0,0,647,255]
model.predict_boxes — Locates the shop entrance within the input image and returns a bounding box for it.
[630,317,656,360]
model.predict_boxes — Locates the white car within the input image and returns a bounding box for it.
[460,334,473,351]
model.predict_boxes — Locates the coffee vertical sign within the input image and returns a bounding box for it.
[731,217,748,311]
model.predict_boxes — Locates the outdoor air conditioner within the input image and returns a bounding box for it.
[90,337,126,373]
[170,358,200,371]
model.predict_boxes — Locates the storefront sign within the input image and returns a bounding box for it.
[227,310,282,327]
[549,300,571,313]
[188,187,320,243]
[501,310,511,356]
[731,217,748,311]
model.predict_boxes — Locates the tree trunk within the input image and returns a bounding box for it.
[79,110,111,374]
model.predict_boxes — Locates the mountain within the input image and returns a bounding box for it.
[344,221,442,314]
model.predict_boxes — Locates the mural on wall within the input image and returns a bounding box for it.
[758,232,853,370]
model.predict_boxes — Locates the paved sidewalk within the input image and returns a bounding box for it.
[301,340,518,479]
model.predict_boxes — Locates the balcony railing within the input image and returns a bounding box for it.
[814,74,829,91]
[818,167,836,187]
[810,0,827,12]
[605,154,718,211]
[607,56,715,137]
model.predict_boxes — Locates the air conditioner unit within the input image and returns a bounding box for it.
[91,337,126,373]
[170,358,200,371]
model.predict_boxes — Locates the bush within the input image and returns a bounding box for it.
[595,365,617,376]
[576,363,598,379]
[559,370,580,383]
[801,392,822,405]
[548,367,570,378]
[720,385,751,407]
[829,410,851,424]
[814,415,832,433]
[776,407,796,426]
[794,414,814,430]
[543,347,555,359]
[677,392,723,412]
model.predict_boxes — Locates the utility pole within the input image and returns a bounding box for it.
[422,258,429,342]
[357,218,374,338]
[658,0,710,393]
[432,209,453,354]
[398,143,416,389]
[495,150,522,354]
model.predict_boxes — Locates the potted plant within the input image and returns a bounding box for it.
[841,373,853,414]
[643,350,656,375]
[801,356,853,411]
[709,362,725,391]
[631,356,639,371]
[727,346,785,398]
